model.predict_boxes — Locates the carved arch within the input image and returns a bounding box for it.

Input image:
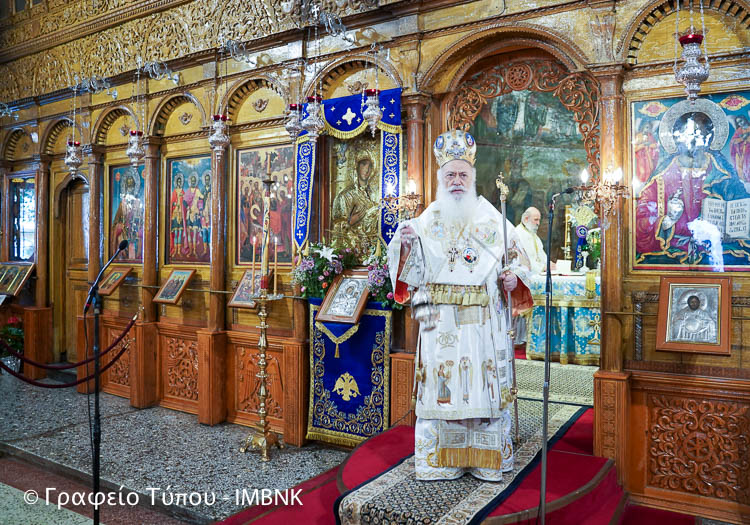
[618,0,750,65]
[149,92,207,136]
[40,118,83,155]
[53,172,89,219]
[2,128,32,161]
[446,55,601,178]
[307,54,403,99]
[221,75,288,122]
[420,24,588,94]
[91,105,139,146]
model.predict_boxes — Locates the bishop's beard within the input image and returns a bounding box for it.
[524,220,539,234]
[435,181,479,225]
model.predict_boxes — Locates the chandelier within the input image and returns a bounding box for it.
[64,86,83,174]
[673,0,710,102]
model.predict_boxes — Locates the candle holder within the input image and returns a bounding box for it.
[239,174,284,461]
[380,181,422,221]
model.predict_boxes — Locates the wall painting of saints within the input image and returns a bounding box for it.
[110,164,145,262]
[236,144,294,265]
[167,156,212,264]
[328,134,381,253]
[632,92,750,271]
[469,90,590,261]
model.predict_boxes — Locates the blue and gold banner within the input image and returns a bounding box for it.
[307,299,391,447]
[293,88,403,251]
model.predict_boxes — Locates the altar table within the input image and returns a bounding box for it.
[523,272,600,366]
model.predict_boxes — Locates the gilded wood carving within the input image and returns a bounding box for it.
[447,58,601,178]
[165,337,199,401]
[236,345,283,419]
[648,394,750,504]
[106,331,133,387]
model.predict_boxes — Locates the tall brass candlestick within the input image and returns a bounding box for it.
[239,172,282,461]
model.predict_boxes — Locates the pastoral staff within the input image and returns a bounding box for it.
[387,129,532,481]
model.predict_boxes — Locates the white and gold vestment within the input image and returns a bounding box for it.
[387,196,532,481]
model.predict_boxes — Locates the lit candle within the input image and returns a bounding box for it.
[407,179,417,195]
[274,236,278,296]
[251,236,257,292]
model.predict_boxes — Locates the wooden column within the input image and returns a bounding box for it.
[401,94,431,353]
[35,156,51,307]
[76,146,104,392]
[86,146,104,284]
[590,64,630,475]
[0,161,9,261]
[402,94,431,202]
[130,138,161,408]
[198,142,228,425]
[141,138,161,322]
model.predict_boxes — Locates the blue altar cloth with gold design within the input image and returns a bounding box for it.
[307,298,391,446]
[524,273,600,366]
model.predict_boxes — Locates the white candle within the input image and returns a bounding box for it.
[251,236,257,292]
[273,236,278,296]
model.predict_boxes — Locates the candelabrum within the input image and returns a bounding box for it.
[239,175,284,461]
[576,167,629,227]
[209,114,230,159]
[380,181,421,222]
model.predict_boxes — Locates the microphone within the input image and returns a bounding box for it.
[84,240,129,314]
[548,187,576,210]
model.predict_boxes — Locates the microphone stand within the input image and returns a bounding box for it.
[539,193,559,524]
[84,243,126,525]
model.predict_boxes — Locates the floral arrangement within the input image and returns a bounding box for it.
[292,243,358,299]
[292,242,402,309]
[364,253,402,310]
[0,315,23,356]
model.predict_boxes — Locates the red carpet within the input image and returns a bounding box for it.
[618,503,695,525]
[221,408,622,525]
[514,346,527,360]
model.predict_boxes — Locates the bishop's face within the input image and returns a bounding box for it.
[441,159,474,198]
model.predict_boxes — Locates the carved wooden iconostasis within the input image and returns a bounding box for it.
[616,2,750,521]
[2,0,750,521]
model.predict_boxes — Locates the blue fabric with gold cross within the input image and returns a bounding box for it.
[524,273,601,366]
[293,88,403,252]
[307,298,391,446]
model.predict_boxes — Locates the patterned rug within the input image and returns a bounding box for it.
[515,359,596,405]
[335,400,586,525]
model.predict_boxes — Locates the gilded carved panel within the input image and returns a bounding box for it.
[235,345,283,419]
[648,394,750,504]
[106,330,133,387]
[164,336,199,401]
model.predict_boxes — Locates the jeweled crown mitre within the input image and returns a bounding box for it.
[433,129,476,167]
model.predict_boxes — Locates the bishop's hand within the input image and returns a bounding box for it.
[500,271,518,292]
[400,224,417,249]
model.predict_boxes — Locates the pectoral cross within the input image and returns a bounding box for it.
[588,314,601,345]
[448,246,459,272]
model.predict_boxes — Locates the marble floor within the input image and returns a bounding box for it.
[0,369,349,523]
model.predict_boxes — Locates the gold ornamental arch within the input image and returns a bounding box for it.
[445,55,601,179]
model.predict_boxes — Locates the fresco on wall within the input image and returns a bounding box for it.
[328,133,381,253]
[167,156,212,264]
[632,91,750,271]
[470,90,588,261]
[110,164,145,262]
[237,144,294,265]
